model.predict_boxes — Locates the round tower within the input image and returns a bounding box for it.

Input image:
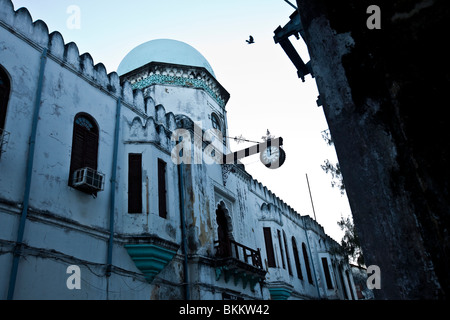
[117,39,230,145]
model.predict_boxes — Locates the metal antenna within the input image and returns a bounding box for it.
[226,135,260,144]
[284,0,298,10]
[306,173,317,221]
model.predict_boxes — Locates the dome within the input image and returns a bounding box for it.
[117,39,216,78]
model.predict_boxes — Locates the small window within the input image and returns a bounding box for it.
[0,66,10,156]
[263,227,276,268]
[158,158,167,218]
[0,65,10,132]
[69,113,99,194]
[211,113,221,131]
[302,242,314,285]
[283,231,292,275]
[128,154,142,213]
[277,230,286,269]
[321,257,334,289]
[292,237,303,280]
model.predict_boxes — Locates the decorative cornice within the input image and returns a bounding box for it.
[267,282,294,300]
[120,62,230,108]
[215,257,266,291]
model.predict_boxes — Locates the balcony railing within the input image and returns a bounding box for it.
[214,238,263,270]
[214,238,266,291]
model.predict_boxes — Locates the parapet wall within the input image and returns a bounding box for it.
[0,0,147,117]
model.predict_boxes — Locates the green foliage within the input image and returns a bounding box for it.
[321,129,334,146]
[321,159,346,195]
[337,215,365,266]
[320,129,346,195]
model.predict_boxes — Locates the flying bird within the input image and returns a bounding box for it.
[246,35,255,44]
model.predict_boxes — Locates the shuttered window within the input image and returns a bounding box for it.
[0,66,10,156]
[158,158,167,218]
[277,230,286,269]
[0,66,10,132]
[292,237,303,279]
[302,242,314,285]
[128,154,142,213]
[69,114,99,191]
[283,231,292,275]
[322,257,334,289]
[263,227,276,268]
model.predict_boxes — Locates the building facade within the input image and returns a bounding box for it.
[0,0,357,300]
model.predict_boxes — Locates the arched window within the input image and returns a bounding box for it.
[292,237,303,280]
[211,113,221,131]
[216,202,232,258]
[277,229,285,269]
[0,66,11,154]
[69,113,100,192]
[302,242,314,285]
[263,227,276,268]
[321,257,334,289]
[283,231,292,275]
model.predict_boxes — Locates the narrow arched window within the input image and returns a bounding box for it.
[302,242,314,285]
[283,231,292,275]
[69,113,100,193]
[277,229,285,269]
[292,237,303,280]
[321,257,334,289]
[0,65,11,154]
[263,227,276,268]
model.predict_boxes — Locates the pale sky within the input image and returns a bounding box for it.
[10,0,352,242]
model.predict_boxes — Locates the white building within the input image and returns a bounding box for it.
[0,0,357,300]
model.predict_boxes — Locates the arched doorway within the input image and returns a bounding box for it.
[215,201,232,258]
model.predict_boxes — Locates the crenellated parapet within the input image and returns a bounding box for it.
[0,0,148,117]
[250,177,304,226]
[123,104,177,152]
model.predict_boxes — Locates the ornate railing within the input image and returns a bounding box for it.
[214,238,263,270]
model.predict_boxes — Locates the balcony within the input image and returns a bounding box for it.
[124,235,179,283]
[214,239,266,291]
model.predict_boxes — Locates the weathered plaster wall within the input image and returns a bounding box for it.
[297,0,449,299]
[0,0,181,299]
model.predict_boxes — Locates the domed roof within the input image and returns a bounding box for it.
[117,39,216,78]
